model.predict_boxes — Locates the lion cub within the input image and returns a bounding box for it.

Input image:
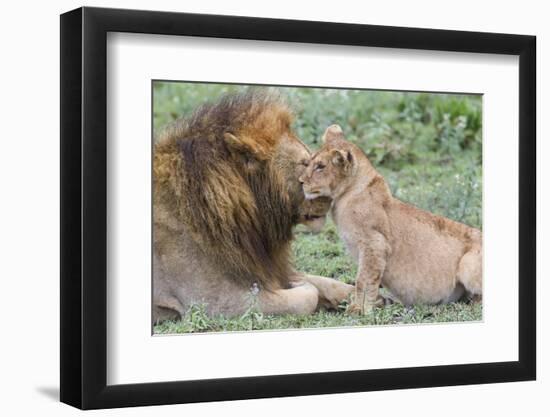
[299,125,482,313]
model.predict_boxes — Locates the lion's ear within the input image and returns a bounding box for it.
[322,124,345,145]
[224,132,247,152]
[224,132,269,161]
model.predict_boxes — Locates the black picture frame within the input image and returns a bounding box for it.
[60,6,536,410]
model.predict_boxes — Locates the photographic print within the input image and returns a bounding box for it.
[152,82,483,335]
[61,9,535,408]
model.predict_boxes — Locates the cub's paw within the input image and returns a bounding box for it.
[363,303,377,314]
[363,298,387,314]
[346,303,363,315]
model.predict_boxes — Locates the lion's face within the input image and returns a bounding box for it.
[274,132,311,194]
[274,133,332,231]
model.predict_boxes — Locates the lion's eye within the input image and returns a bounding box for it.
[315,164,325,172]
[301,160,309,167]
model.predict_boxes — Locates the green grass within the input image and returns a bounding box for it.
[152,82,483,334]
[154,302,482,334]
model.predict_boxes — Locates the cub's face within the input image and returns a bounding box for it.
[299,124,354,200]
[299,148,352,200]
[274,132,332,230]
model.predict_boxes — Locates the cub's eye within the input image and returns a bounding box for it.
[300,160,309,167]
[314,164,325,172]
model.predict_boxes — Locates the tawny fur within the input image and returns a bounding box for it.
[300,125,482,314]
[153,91,353,323]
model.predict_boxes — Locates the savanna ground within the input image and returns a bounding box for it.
[153,82,483,334]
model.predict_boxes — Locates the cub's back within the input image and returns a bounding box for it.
[383,199,480,304]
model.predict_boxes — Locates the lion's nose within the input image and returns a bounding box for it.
[298,176,305,185]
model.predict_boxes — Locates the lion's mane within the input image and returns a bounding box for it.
[154,90,300,291]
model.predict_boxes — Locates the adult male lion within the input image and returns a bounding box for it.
[153,90,353,323]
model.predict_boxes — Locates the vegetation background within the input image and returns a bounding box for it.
[152,82,483,334]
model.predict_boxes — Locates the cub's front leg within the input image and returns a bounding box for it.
[347,231,389,314]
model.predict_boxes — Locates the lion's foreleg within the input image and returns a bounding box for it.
[258,282,319,315]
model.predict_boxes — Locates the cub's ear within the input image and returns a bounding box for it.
[322,124,345,145]
[330,149,353,167]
